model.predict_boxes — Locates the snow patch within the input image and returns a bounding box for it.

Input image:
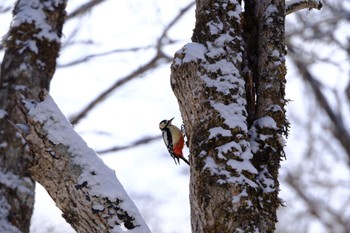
[15,124,30,134]
[14,85,27,91]
[208,127,232,139]
[265,4,278,25]
[271,104,283,112]
[227,159,257,174]
[213,33,235,47]
[207,21,223,35]
[92,204,105,211]
[0,195,22,233]
[278,134,286,147]
[227,174,258,188]
[219,141,241,155]
[206,58,239,75]
[0,109,7,119]
[0,171,34,195]
[204,156,257,187]
[257,166,276,193]
[227,9,240,19]
[201,74,244,95]
[227,1,242,21]
[211,101,247,131]
[271,49,280,57]
[203,156,217,170]
[265,4,278,15]
[205,47,225,59]
[256,116,277,129]
[232,188,247,203]
[10,0,63,48]
[174,42,206,65]
[17,40,38,54]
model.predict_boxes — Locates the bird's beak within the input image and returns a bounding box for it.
[169,117,174,122]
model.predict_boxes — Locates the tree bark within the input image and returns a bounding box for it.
[0,1,151,232]
[0,1,66,232]
[171,0,288,232]
[17,93,151,233]
[248,0,287,230]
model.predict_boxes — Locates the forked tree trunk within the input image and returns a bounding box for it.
[171,0,287,232]
[0,1,66,232]
[0,1,151,232]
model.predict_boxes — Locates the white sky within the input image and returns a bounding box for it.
[1,1,349,233]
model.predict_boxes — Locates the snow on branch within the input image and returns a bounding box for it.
[286,0,323,15]
[17,92,150,233]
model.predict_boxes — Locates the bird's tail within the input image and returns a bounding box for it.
[181,156,190,166]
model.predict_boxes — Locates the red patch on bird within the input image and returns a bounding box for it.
[173,136,184,157]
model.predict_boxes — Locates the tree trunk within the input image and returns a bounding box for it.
[171,0,287,232]
[1,1,151,232]
[0,1,66,232]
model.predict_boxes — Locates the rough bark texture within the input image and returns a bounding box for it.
[0,1,66,232]
[171,0,289,232]
[172,0,261,232]
[18,93,150,233]
[248,0,287,230]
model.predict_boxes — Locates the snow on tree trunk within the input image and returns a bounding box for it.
[0,1,153,232]
[0,1,66,232]
[249,1,288,230]
[16,92,151,233]
[171,0,288,232]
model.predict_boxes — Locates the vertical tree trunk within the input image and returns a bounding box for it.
[171,0,287,232]
[0,1,67,232]
[249,0,287,230]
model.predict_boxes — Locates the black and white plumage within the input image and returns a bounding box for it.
[159,117,190,165]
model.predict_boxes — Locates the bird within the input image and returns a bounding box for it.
[159,117,190,165]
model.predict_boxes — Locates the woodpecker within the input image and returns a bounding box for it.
[159,117,190,166]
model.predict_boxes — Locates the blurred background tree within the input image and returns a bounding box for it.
[0,0,349,232]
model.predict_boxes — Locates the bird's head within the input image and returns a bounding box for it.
[159,117,174,130]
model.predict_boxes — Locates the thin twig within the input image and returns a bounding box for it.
[97,135,161,154]
[289,45,350,165]
[66,0,107,20]
[286,172,349,232]
[69,51,170,125]
[68,2,195,124]
[58,46,152,68]
[156,1,195,50]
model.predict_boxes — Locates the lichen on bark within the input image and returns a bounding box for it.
[0,1,67,232]
[171,0,290,232]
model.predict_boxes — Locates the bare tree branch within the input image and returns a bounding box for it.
[289,46,350,165]
[58,45,152,67]
[97,135,161,154]
[69,51,170,125]
[66,0,107,20]
[156,1,195,50]
[286,0,323,15]
[286,172,350,233]
[69,2,194,125]
[0,5,11,14]
[297,63,348,138]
